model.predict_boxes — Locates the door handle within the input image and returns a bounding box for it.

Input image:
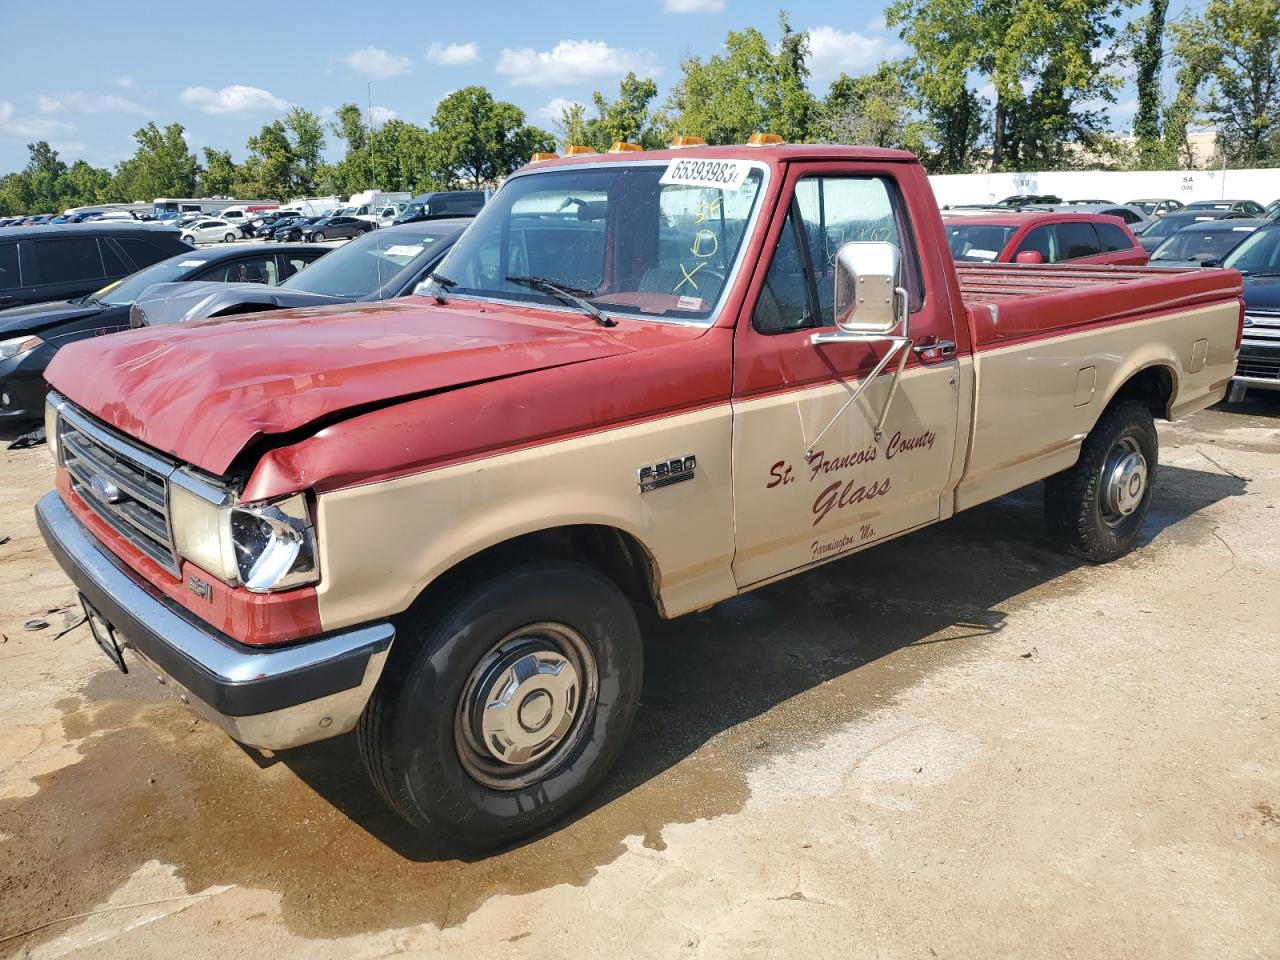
[913,338,956,361]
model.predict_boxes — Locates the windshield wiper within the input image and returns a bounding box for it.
[1241,271,1280,277]
[424,271,456,304]
[505,275,616,327]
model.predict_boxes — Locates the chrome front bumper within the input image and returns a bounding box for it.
[36,491,394,750]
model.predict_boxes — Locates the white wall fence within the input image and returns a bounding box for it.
[927,167,1280,207]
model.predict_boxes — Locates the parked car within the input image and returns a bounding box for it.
[942,211,1147,265]
[1127,198,1184,219]
[37,142,1241,848]
[242,209,303,239]
[1146,219,1265,268]
[394,190,487,225]
[1063,198,1116,206]
[1222,222,1280,401]
[1051,203,1149,227]
[302,215,371,242]
[1135,209,1253,253]
[1265,199,1280,220]
[1182,199,1266,217]
[272,216,323,242]
[0,223,190,311]
[994,193,1062,207]
[131,218,471,326]
[180,218,241,245]
[255,215,304,240]
[0,242,326,424]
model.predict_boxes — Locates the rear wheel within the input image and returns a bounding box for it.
[1045,400,1158,562]
[358,560,643,849]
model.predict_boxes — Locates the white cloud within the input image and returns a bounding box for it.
[0,101,12,124]
[663,0,724,11]
[341,45,412,79]
[425,41,479,66]
[496,39,659,88]
[36,92,145,115]
[806,26,896,82]
[180,85,288,115]
[536,96,586,122]
[370,105,397,125]
[1,115,76,138]
[112,74,136,90]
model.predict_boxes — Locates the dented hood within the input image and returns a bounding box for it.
[46,298,639,475]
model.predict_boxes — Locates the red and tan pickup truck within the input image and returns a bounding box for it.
[36,142,1243,848]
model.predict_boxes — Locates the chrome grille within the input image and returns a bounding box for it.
[1237,352,1280,380]
[55,399,181,577]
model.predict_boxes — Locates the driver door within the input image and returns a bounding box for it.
[730,165,963,587]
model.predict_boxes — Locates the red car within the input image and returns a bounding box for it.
[944,211,1148,266]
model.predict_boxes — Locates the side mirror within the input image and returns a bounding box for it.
[1015,250,1044,265]
[832,241,908,336]
[1200,257,1220,268]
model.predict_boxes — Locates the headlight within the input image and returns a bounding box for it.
[0,335,43,362]
[44,393,62,464]
[170,471,319,593]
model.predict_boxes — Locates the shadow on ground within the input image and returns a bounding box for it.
[0,464,1245,945]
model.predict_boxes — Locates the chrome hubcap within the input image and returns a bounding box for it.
[1101,437,1148,526]
[456,622,598,789]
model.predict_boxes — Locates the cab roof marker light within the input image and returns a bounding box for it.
[608,140,643,153]
[565,145,598,156]
[530,152,559,163]
[669,136,707,149]
[747,132,784,146]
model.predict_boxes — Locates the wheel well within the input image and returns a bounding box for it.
[1108,365,1175,421]
[404,525,661,623]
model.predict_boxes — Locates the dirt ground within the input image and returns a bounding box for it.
[1,399,1277,959]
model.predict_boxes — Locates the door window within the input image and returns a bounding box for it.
[99,239,129,275]
[202,255,278,284]
[1016,226,1054,261]
[752,176,923,335]
[114,237,171,269]
[1054,222,1101,260]
[281,254,319,278]
[33,238,105,282]
[0,243,20,290]
[1096,223,1133,252]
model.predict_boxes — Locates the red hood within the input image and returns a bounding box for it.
[46,298,656,475]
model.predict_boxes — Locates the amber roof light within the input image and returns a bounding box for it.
[747,132,784,146]
[669,136,707,148]
[565,145,598,156]
[608,140,643,153]
[530,152,559,162]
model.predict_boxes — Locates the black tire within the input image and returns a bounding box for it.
[358,560,643,849]
[1045,399,1158,563]
[314,231,325,242]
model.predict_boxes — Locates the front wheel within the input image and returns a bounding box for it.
[182,234,195,245]
[1045,399,1158,562]
[358,560,643,849]
[313,232,325,242]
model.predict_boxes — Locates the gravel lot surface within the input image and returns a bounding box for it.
[1,400,1277,959]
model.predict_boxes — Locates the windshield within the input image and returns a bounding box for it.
[91,254,211,305]
[1142,215,1204,240]
[945,223,1017,262]
[281,226,444,297]
[1130,201,1156,215]
[1223,227,1280,275]
[1152,227,1255,263]
[437,161,764,322]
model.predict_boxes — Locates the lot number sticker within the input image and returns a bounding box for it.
[660,158,752,191]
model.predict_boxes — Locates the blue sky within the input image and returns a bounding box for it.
[0,0,1177,175]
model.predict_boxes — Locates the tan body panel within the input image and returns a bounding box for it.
[315,406,737,632]
[954,302,1237,512]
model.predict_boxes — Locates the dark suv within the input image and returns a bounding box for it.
[394,190,486,225]
[0,224,191,309]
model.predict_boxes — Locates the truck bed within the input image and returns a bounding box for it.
[955,262,1243,348]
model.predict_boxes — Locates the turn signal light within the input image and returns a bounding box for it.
[530,152,559,162]
[669,135,707,148]
[608,140,643,153]
[565,144,598,155]
[747,132,784,146]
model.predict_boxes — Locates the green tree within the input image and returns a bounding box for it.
[285,107,326,194]
[238,120,295,198]
[562,72,665,151]
[664,13,815,144]
[62,159,113,206]
[1128,0,1170,166]
[199,148,240,195]
[329,103,372,193]
[888,0,1133,170]
[1171,0,1280,167]
[432,86,554,187]
[817,63,933,157]
[114,122,198,200]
